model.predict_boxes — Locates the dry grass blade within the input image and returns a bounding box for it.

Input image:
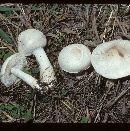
[101,9,114,42]
[0,3,15,7]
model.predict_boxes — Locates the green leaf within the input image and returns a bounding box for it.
[61,89,68,96]
[0,7,19,12]
[0,103,33,121]
[0,117,2,123]
[24,110,33,122]
[25,90,34,100]
[0,103,14,111]
[1,103,16,111]
[11,109,20,119]
[0,28,13,44]
[0,49,5,59]
[0,104,6,110]
[80,116,89,123]
[3,52,13,61]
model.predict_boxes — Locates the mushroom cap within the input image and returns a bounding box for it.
[0,53,27,87]
[91,39,130,79]
[58,44,91,73]
[18,29,47,56]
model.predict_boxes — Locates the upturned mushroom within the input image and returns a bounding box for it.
[17,29,56,86]
[0,53,42,90]
[91,39,130,79]
[58,44,91,73]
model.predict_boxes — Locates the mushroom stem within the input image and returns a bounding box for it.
[33,47,56,84]
[11,67,42,90]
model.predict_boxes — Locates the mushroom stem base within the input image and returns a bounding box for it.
[11,68,42,90]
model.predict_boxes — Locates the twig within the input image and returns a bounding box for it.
[94,84,112,123]
[86,107,91,123]
[97,5,104,18]
[0,110,16,122]
[33,94,37,120]
[102,9,114,42]
[0,47,7,49]
[94,104,103,123]
[110,18,116,37]
[110,5,127,35]
[61,100,73,111]
[105,86,130,109]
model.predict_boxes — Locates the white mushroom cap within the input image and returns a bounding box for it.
[1,53,42,90]
[17,29,56,86]
[91,39,130,79]
[18,29,47,56]
[58,44,91,73]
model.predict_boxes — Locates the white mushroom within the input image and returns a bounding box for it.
[0,53,42,90]
[17,29,56,85]
[58,44,91,73]
[91,39,130,79]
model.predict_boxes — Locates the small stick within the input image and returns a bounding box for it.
[0,110,16,122]
[33,94,37,120]
[102,9,114,42]
[61,100,73,111]
[0,3,15,6]
[94,85,112,123]
[110,5,127,35]
[0,47,7,49]
[105,86,130,109]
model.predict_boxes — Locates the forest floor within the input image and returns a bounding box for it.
[0,4,130,123]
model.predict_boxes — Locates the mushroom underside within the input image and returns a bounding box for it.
[0,53,26,87]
